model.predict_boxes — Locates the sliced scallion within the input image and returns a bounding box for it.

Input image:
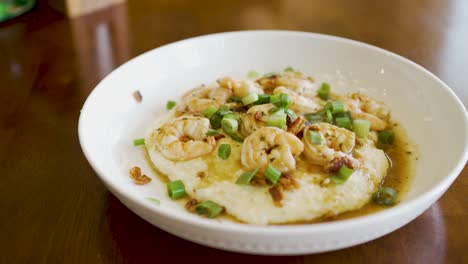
[270,93,291,108]
[308,130,322,145]
[335,116,352,129]
[329,101,345,114]
[167,180,186,199]
[166,100,176,110]
[330,165,354,184]
[304,112,324,124]
[236,168,259,184]
[195,200,224,218]
[284,66,294,72]
[372,186,397,206]
[267,112,287,129]
[247,71,259,79]
[353,119,371,138]
[228,96,243,103]
[255,94,271,104]
[241,93,259,105]
[379,130,394,145]
[218,144,231,160]
[210,105,231,129]
[203,105,218,118]
[133,138,145,146]
[325,110,333,123]
[285,108,298,120]
[318,82,331,100]
[146,197,160,205]
[221,116,239,134]
[206,129,219,136]
[264,164,281,184]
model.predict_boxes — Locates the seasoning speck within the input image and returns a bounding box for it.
[133,90,142,103]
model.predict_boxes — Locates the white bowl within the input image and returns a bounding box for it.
[78,31,468,255]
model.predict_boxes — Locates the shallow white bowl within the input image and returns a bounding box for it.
[78,31,468,255]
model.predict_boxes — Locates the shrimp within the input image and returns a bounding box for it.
[302,123,360,172]
[217,77,264,98]
[239,104,277,137]
[339,92,390,131]
[241,127,304,173]
[273,86,321,114]
[256,71,317,95]
[178,85,231,113]
[153,116,216,161]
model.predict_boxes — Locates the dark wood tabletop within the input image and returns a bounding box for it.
[1,0,467,263]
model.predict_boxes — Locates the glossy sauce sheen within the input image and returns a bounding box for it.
[145,122,415,224]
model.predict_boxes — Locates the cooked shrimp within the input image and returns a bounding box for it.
[256,71,317,95]
[273,86,321,114]
[339,92,390,131]
[241,127,304,173]
[217,77,264,98]
[178,85,231,113]
[153,116,216,161]
[302,123,359,171]
[239,104,277,137]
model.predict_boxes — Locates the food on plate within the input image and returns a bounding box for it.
[141,68,413,224]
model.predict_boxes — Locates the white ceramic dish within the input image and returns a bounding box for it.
[78,31,468,255]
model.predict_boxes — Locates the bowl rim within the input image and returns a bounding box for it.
[78,30,468,234]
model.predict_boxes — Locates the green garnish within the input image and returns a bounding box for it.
[308,130,322,145]
[263,72,276,78]
[221,115,239,134]
[335,116,352,129]
[330,165,354,184]
[167,180,186,200]
[195,200,224,218]
[146,197,160,205]
[284,66,294,72]
[372,186,397,206]
[206,129,219,136]
[166,100,176,110]
[133,138,145,146]
[285,108,298,120]
[210,105,231,129]
[264,164,281,184]
[236,168,259,185]
[241,93,259,105]
[379,130,395,145]
[228,96,243,103]
[318,82,331,100]
[326,101,345,114]
[218,144,231,160]
[225,131,244,142]
[304,112,325,123]
[247,71,259,79]
[353,119,371,138]
[255,94,271,104]
[270,93,291,108]
[203,105,218,118]
[267,111,287,129]
[325,110,333,123]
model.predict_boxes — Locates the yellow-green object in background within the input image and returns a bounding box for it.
[0,0,35,22]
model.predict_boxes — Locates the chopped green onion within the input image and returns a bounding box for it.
[308,130,322,144]
[353,119,371,138]
[221,116,239,134]
[226,131,244,142]
[195,200,224,218]
[329,101,345,114]
[255,94,271,104]
[372,186,397,206]
[379,130,395,145]
[263,72,276,77]
[167,180,186,199]
[228,96,243,103]
[267,112,287,129]
[268,106,283,114]
[285,108,298,120]
[146,197,160,205]
[236,168,259,184]
[206,129,219,136]
[241,93,259,105]
[210,105,231,129]
[133,138,145,146]
[166,100,176,110]
[335,116,352,129]
[330,165,354,184]
[218,144,231,160]
[284,66,294,72]
[318,82,331,100]
[304,112,324,123]
[270,93,291,108]
[264,164,282,184]
[325,110,333,123]
[203,105,218,118]
[247,71,259,79]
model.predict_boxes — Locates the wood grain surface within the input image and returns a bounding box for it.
[0,0,467,263]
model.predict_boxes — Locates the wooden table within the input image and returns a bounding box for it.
[1,0,467,263]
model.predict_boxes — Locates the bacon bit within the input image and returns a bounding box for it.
[185,199,199,212]
[256,75,279,90]
[288,116,306,137]
[309,124,320,131]
[324,156,358,173]
[279,173,299,191]
[197,171,206,178]
[129,166,152,185]
[251,176,268,186]
[133,91,142,102]
[269,185,284,207]
[213,134,225,140]
[179,135,191,142]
